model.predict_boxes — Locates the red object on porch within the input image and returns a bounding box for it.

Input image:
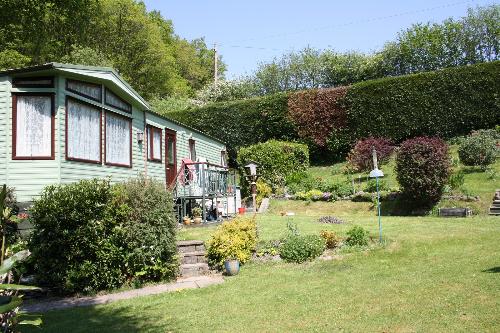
[238,207,246,214]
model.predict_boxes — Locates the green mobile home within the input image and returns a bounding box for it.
[0,63,237,220]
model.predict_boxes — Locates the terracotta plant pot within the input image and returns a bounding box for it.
[193,217,202,224]
[238,207,246,215]
[183,217,191,225]
[224,259,240,276]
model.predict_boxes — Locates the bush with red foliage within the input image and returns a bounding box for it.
[287,87,348,147]
[395,137,451,207]
[346,137,395,171]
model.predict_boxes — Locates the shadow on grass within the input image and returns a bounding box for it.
[461,167,487,174]
[482,266,500,273]
[380,196,430,216]
[21,303,179,333]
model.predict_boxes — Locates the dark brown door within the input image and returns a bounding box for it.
[165,129,177,186]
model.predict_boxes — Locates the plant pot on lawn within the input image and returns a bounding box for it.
[224,259,240,276]
[183,216,191,225]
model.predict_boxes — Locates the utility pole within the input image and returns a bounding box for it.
[214,43,218,85]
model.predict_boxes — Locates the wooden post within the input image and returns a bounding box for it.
[214,43,218,85]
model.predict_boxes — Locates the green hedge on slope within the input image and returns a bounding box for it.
[168,93,296,162]
[346,61,500,141]
[166,61,500,164]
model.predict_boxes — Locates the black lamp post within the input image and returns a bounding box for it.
[244,161,260,213]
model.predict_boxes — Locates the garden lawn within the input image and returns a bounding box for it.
[23,210,500,333]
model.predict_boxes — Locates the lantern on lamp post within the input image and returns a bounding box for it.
[244,161,260,213]
[369,147,384,243]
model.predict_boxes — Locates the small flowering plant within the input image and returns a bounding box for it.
[16,212,29,220]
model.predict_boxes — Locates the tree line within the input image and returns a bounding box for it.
[0,0,225,100]
[0,2,497,108]
[189,5,499,106]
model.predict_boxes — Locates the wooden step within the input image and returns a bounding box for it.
[181,251,208,265]
[180,263,210,277]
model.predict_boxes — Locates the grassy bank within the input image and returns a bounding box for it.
[24,211,500,332]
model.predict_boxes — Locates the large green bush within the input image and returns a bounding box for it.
[237,140,309,191]
[458,133,498,169]
[28,177,177,294]
[206,216,257,269]
[279,234,325,263]
[395,137,451,207]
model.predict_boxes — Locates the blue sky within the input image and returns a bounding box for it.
[143,0,497,78]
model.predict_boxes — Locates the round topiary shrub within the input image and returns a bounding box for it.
[279,234,325,263]
[347,137,395,172]
[29,177,177,294]
[458,133,497,170]
[395,137,451,207]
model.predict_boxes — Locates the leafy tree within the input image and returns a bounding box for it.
[0,50,31,70]
[243,4,499,97]
[0,0,100,63]
[0,0,225,99]
[60,45,114,67]
[195,79,258,103]
[380,5,499,76]
[254,47,326,94]
[150,96,200,114]
[322,51,383,87]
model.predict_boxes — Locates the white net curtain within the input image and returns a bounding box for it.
[105,112,131,166]
[153,128,161,160]
[15,95,52,157]
[67,99,101,161]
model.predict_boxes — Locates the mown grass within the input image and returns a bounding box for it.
[24,208,500,333]
[22,144,500,332]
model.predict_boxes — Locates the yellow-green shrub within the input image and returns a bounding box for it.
[256,179,272,206]
[320,230,342,249]
[206,217,257,269]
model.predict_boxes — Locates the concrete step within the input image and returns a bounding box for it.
[488,212,500,216]
[177,240,205,253]
[180,263,210,277]
[489,207,500,213]
[181,251,208,265]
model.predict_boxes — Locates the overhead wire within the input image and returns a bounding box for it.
[208,0,480,52]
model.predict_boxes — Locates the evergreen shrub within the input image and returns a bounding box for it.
[395,137,451,207]
[458,132,497,169]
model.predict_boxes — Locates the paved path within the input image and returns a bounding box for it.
[23,275,224,313]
